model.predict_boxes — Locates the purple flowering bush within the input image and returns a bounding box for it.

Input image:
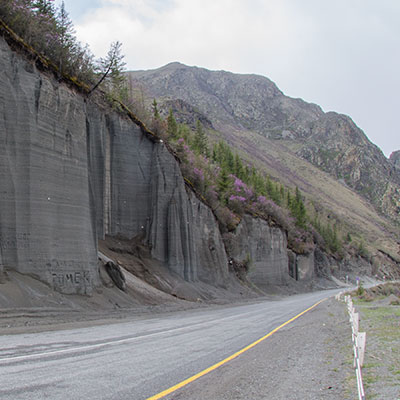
[165,117,326,254]
[288,228,315,254]
[204,185,219,208]
[214,206,240,232]
[252,198,292,229]
[171,134,315,250]
[228,194,246,214]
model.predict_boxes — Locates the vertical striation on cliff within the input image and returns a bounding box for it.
[0,36,98,294]
[0,34,240,294]
[227,216,289,287]
[0,32,319,296]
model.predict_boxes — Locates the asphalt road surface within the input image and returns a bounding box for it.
[0,289,340,399]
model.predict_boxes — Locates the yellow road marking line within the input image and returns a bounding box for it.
[146,298,326,399]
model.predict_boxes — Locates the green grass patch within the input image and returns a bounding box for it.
[357,302,400,398]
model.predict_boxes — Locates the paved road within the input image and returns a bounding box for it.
[0,289,340,399]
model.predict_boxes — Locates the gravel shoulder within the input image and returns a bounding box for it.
[163,298,356,400]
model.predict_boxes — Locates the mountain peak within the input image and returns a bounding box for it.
[127,63,400,224]
[389,150,400,169]
[160,61,188,70]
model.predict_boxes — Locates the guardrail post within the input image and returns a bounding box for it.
[338,292,366,400]
[357,332,366,367]
[353,313,359,335]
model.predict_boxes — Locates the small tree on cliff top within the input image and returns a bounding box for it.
[90,41,126,98]
[56,1,75,74]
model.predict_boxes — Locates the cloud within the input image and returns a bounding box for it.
[72,0,400,156]
[75,0,302,70]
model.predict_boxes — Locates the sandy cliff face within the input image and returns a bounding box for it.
[1,30,331,297]
[3,33,396,297]
[86,105,231,287]
[148,149,230,285]
[226,216,290,287]
[0,36,98,294]
[0,35,240,294]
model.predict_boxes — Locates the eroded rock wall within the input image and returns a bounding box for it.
[0,32,319,296]
[288,250,315,281]
[86,109,229,286]
[0,35,230,293]
[146,146,229,285]
[228,215,289,286]
[0,37,98,294]
[86,106,154,241]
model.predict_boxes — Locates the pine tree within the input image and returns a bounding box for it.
[295,187,302,203]
[56,1,75,74]
[32,0,55,15]
[193,120,208,156]
[251,169,265,195]
[286,191,292,208]
[177,123,190,141]
[167,108,178,139]
[217,168,231,204]
[290,187,307,228]
[106,41,127,101]
[212,144,218,163]
[152,99,160,119]
[1,0,96,84]
[234,153,244,179]
[26,0,57,55]
[224,145,235,173]
[296,199,307,228]
[90,41,126,98]
[313,214,321,232]
[280,185,285,200]
[244,165,251,183]
[216,141,226,164]
[331,225,340,252]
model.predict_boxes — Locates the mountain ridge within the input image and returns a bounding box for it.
[127,63,400,225]
[390,150,400,170]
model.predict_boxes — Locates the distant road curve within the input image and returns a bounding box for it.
[0,289,340,400]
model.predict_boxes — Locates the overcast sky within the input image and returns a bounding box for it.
[59,0,399,157]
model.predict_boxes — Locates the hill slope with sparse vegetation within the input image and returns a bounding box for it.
[126,63,400,265]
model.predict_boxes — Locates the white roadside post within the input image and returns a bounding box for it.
[340,293,366,400]
[357,332,367,367]
[353,313,359,336]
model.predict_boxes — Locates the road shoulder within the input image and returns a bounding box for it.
[164,298,356,400]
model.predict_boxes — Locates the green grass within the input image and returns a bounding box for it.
[356,303,400,397]
[363,374,379,385]
[363,362,382,369]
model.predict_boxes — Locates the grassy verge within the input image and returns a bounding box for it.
[352,283,400,399]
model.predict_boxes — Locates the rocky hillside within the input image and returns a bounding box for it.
[127,63,400,223]
[0,30,236,296]
[1,23,333,300]
[390,150,400,170]
[1,17,399,306]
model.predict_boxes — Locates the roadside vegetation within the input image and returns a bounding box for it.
[0,0,127,98]
[352,283,400,399]
[0,0,365,259]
